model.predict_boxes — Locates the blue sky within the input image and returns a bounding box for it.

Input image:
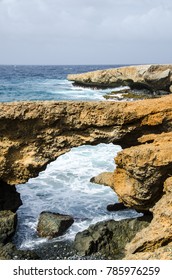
[0,0,171,64]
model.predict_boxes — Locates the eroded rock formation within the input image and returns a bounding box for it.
[90,172,114,188]
[113,132,172,211]
[0,95,172,185]
[74,216,151,259]
[124,177,172,259]
[68,64,172,92]
[0,91,172,259]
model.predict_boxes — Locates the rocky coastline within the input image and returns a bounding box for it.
[1,64,172,259]
[68,64,172,92]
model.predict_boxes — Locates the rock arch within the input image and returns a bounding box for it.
[1,95,172,259]
[0,96,172,212]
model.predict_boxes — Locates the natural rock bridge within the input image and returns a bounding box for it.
[0,96,172,208]
[0,94,172,259]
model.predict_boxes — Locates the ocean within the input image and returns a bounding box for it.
[0,65,140,251]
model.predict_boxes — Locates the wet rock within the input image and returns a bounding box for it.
[35,240,77,260]
[0,242,39,260]
[0,210,17,243]
[37,211,74,238]
[107,202,128,212]
[74,216,151,259]
[103,88,154,101]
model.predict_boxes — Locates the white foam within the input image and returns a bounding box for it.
[15,143,140,249]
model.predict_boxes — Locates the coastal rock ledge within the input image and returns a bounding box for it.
[68,64,172,92]
[0,93,172,259]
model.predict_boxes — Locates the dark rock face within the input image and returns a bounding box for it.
[37,212,74,238]
[107,202,127,212]
[0,181,22,212]
[0,210,17,243]
[74,216,151,259]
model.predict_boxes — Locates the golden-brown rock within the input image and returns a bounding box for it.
[124,177,172,259]
[68,64,172,91]
[90,172,114,188]
[113,132,172,211]
[0,95,172,185]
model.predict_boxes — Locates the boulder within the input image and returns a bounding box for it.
[0,210,17,243]
[74,216,151,259]
[37,212,74,238]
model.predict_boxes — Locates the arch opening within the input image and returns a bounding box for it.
[13,143,140,250]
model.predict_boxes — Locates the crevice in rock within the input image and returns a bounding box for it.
[0,181,22,212]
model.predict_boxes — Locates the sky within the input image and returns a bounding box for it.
[0,0,172,65]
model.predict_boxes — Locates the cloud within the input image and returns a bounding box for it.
[0,0,172,64]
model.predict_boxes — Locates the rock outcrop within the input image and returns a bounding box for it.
[74,216,151,259]
[0,87,172,259]
[124,177,172,260]
[68,64,172,92]
[113,132,172,211]
[90,172,114,188]
[0,95,172,185]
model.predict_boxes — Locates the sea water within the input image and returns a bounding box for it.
[0,65,139,250]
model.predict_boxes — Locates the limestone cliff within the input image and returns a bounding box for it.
[68,64,172,92]
[113,132,172,211]
[124,177,172,259]
[0,96,172,186]
[0,93,172,259]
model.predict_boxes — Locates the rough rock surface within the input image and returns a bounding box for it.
[0,95,172,185]
[68,64,172,91]
[37,212,74,238]
[90,172,114,188]
[0,243,39,260]
[0,210,17,243]
[124,177,172,259]
[0,83,172,259]
[74,217,151,259]
[113,132,172,211]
